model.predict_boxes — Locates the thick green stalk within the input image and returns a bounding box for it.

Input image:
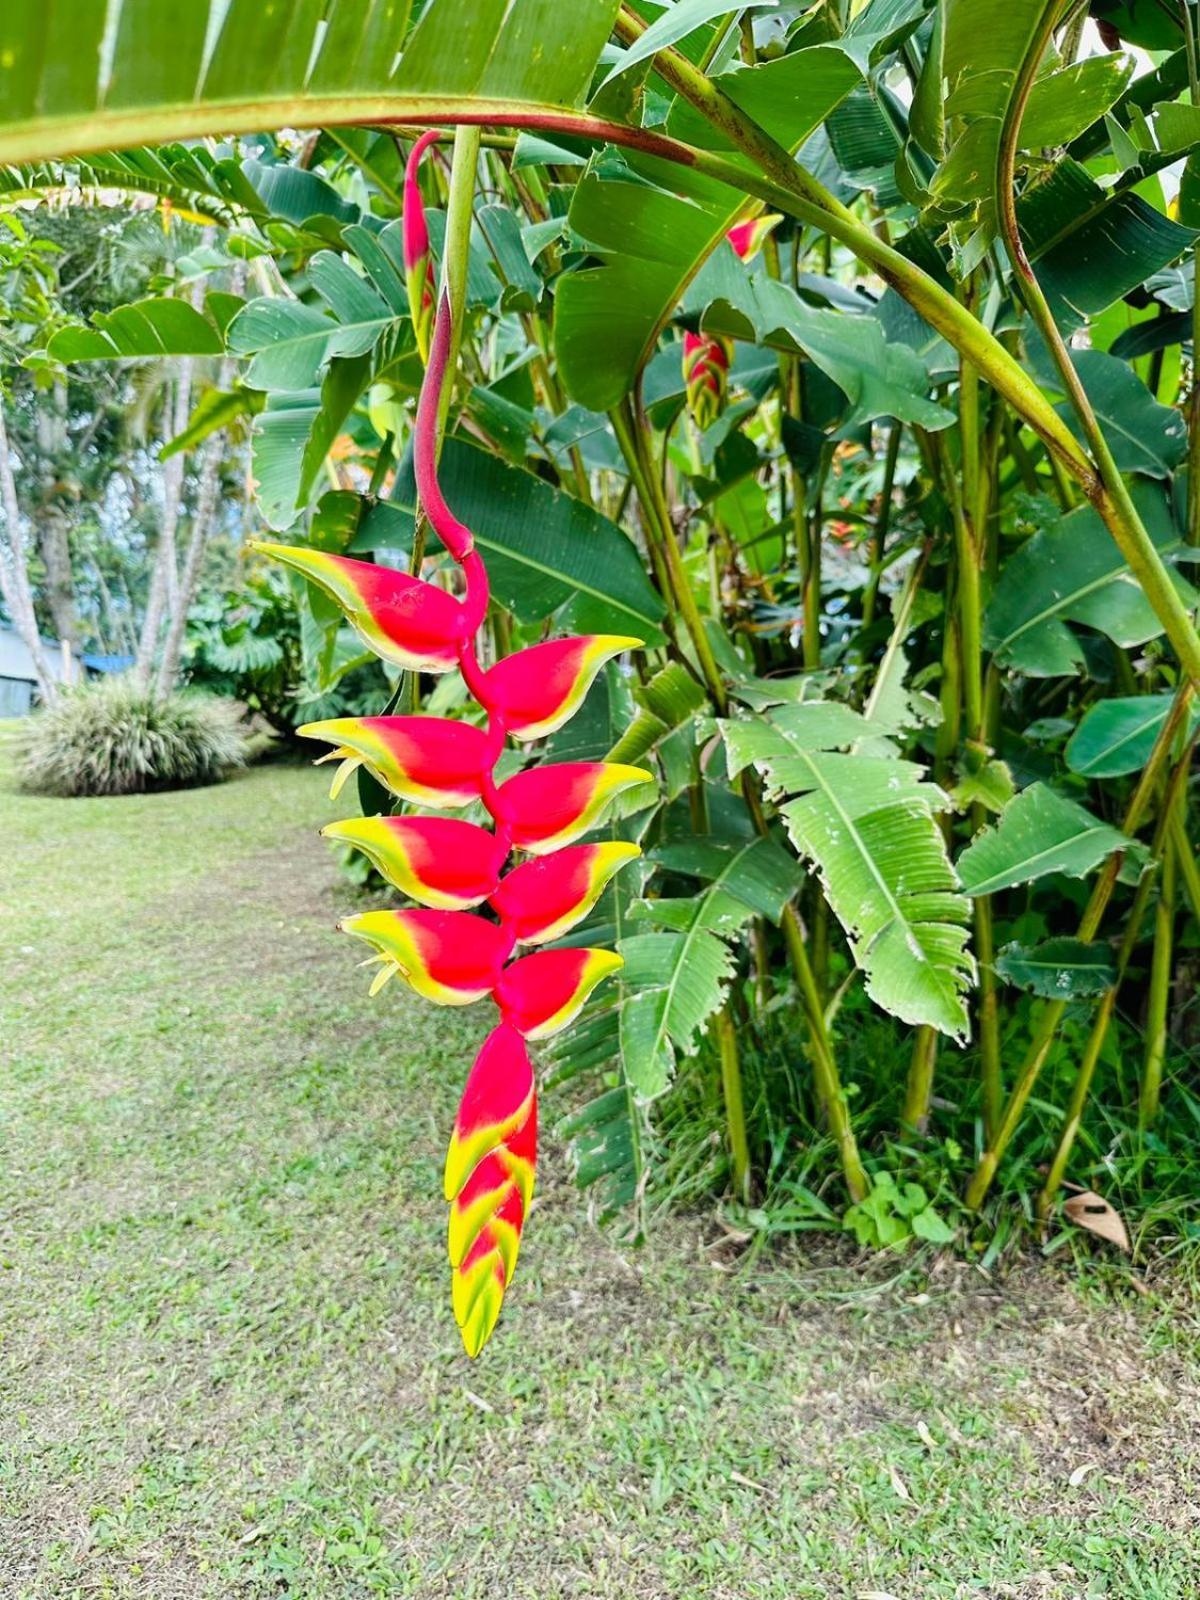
[974,894,1002,1141]
[1171,805,1200,922]
[803,447,828,670]
[438,126,481,436]
[713,1008,751,1202]
[902,1028,938,1132]
[611,397,728,712]
[861,421,902,630]
[965,683,1196,1208]
[1037,745,1193,1218]
[1140,806,1179,1126]
[781,907,868,1201]
[953,337,1004,1140]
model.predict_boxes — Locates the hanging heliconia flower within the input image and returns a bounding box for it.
[254,135,649,1357]
[682,211,783,431]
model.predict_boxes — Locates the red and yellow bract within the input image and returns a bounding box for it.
[259,135,648,1357]
[682,212,781,431]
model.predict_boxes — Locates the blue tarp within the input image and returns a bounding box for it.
[81,653,134,673]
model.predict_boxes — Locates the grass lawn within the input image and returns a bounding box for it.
[2,753,1199,1599]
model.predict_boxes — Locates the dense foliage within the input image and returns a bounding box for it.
[18,678,247,796]
[3,0,1200,1270]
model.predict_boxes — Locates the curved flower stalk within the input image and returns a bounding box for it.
[682,212,782,431]
[255,138,649,1356]
[403,128,441,363]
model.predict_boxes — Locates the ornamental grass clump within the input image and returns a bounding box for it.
[18,677,248,797]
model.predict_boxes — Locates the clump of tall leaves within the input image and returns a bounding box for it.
[4,0,1200,1290]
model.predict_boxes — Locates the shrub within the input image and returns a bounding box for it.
[17,678,248,797]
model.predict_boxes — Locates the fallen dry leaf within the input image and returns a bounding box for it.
[1063,1190,1130,1252]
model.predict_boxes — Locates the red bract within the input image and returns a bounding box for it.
[494,761,652,854]
[683,329,732,431]
[297,715,492,807]
[322,816,506,908]
[249,542,479,671]
[261,135,648,1356]
[481,634,642,741]
[494,948,625,1040]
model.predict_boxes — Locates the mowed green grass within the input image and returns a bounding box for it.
[2,752,1199,1599]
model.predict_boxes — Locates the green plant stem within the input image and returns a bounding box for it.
[950,336,1004,1140]
[611,396,727,711]
[804,447,829,669]
[1140,803,1179,1127]
[713,1008,751,1202]
[1170,805,1200,921]
[965,682,1196,1209]
[1037,758,1194,1219]
[974,895,1003,1140]
[781,906,868,1202]
[902,1027,938,1132]
[861,421,902,630]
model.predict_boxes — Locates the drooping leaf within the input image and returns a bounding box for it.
[0,0,624,164]
[1065,695,1193,778]
[1020,159,1198,330]
[984,483,1199,676]
[722,702,974,1039]
[994,938,1117,997]
[956,783,1132,897]
[46,294,228,361]
[1031,347,1187,479]
[700,273,953,431]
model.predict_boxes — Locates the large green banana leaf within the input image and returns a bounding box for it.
[0,0,621,163]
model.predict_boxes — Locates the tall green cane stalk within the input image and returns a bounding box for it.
[1140,784,1181,1126]
[610,397,728,713]
[965,683,1197,1208]
[1037,741,1195,1219]
[713,1008,751,1202]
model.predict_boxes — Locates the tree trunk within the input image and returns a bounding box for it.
[37,504,77,662]
[34,379,78,668]
[0,399,58,703]
[135,363,193,690]
[156,426,225,695]
[155,304,240,696]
